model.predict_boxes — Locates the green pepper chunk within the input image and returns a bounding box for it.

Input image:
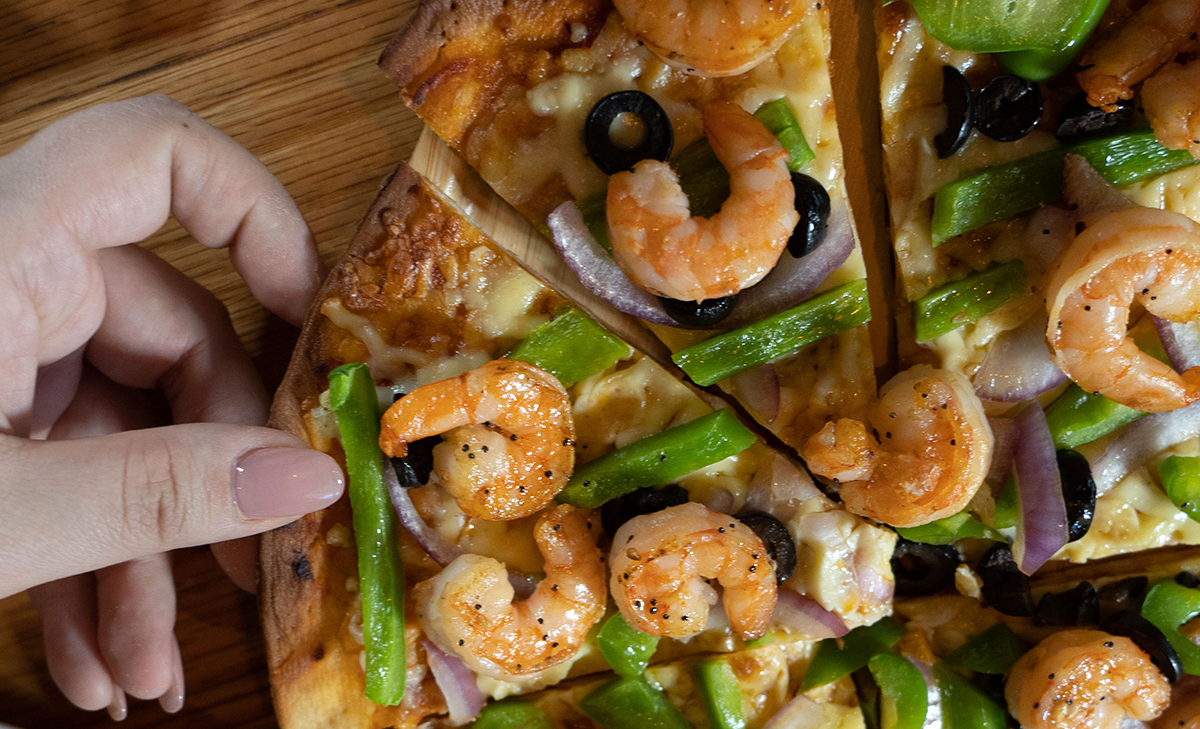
[934,664,1009,729]
[998,0,1111,81]
[752,97,815,172]
[944,624,1026,675]
[693,658,746,729]
[1159,456,1200,523]
[868,653,928,729]
[896,511,1005,546]
[931,130,1199,244]
[1044,383,1145,449]
[992,476,1018,529]
[597,612,660,679]
[558,409,755,508]
[509,307,633,388]
[329,363,406,705]
[673,279,871,386]
[1142,580,1200,675]
[913,261,1025,342]
[799,618,907,692]
[470,699,553,729]
[911,0,1106,53]
[579,675,694,729]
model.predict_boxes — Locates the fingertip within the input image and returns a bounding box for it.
[157,637,185,714]
[232,447,344,519]
[107,686,127,722]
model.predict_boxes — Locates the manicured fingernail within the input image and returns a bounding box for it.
[158,638,185,714]
[232,448,343,518]
[107,686,127,722]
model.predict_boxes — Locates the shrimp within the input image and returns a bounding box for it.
[605,100,799,302]
[613,0,807,77]
[1076,0,1200,112]
[610,501,776,640]
[1006,629,1171,729]
[415,504,606,679]
[379,358,574,520]
[1045,206,1200,413]
[801,365,992,529]
[1143,60,1200,159]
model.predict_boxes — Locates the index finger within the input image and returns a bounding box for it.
[0,95,322,326]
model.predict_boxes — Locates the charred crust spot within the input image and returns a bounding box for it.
[313,644,325,661]
[554,524,561,531]
[510,434,518,441]
[293,554,313,581]
[459,639,465,646]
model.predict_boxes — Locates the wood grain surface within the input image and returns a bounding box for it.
[0,0,888,727]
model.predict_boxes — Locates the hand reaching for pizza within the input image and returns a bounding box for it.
[0,96,345,718]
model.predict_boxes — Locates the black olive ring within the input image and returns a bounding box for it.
[585,90,674,176]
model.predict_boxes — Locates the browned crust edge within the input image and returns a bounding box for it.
[378,0,515,92]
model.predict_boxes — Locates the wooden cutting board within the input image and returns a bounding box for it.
[0,0,887,727]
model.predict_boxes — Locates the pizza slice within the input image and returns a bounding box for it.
[869,0,1200,573]
[378,0,876,455]
[260,162,895,728]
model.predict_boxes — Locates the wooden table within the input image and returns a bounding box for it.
[0,0,887,726]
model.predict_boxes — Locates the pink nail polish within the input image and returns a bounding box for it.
[232,448,344,518]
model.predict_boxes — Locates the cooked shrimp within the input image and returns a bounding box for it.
[1152,674,1200,729]
[1143,60,1200,159]
[802,365,992,529]
[379,358,574,520]
[613,0,807,77]
[1006,629,1170,729]
[415,504,605,679]
[1045,206,1200,413]
[605,100,799,302]
[610,501,776,640]
[1076,0,1200,112]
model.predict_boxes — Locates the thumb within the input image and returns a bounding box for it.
[0,423,343,598]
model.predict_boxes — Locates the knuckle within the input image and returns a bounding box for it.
[117,433,196,548]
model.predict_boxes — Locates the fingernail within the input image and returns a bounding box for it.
[158,638,185,714]
[107,686,127,722]
[232,448,344,518]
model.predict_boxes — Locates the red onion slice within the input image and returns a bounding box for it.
[730,363,781,424]
[383,456,463,566]
[1012,402,1068,575]
[1155,316,1200,372]
[423,638,485,724]
[985,415,1018,485]
[771,588,848,639]
[1063,154,1135,218]
[1093,399,1200,495]
[974,312,1066,402]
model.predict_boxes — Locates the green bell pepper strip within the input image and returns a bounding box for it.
[673,278,871,386]
[911,0,1106,53]
[992,476,1018,529]
[329,363,406,705]
[693,658,746,729]
[579,675,694,729]
[470,699,553,729]
[798,617,907,692]
[597,612,660,679]
[913,260,1025,342]
[998,0,1111,82]
[934,664,1009,729]
[1044,383,1145,450]
[1142,580,1200,675]
[896,511,1005,546]
[509,307,632,388]
[558,409,755,508]
[931,129,1200,244]
[944,623,1026,675]
[1159,455,1200,524]
[576,97,814,252]
[868,653,928,729]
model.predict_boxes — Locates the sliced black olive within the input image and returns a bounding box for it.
[974,75,1043,143]
[1176,571,1200,589]
[599,483,690,537]
[787,173,831,258]
[1057,449,1095,543]
[1035,581,1099,627]
[1101,610,1183,683]
[891,538,960,597]
[1055,92,1135,143]
[585,90,674,175]
[658,294,738,327]
[978,543,1035,617]
[734,511,797,585]
[391,435,439,489]
[935,65,974,158]
[1097,575,1149,605]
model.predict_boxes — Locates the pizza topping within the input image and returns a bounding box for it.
[1141,580,1200,677]
[693,657,745,729]
[913,260,1026,342]
[468,698,553,729]
[890,539,959,597]
[731,510,796,585]
[379,359,575,520]
[599,483,690,538]
[596,611,660,679]
[657,294,738,327]
[508,306,633,388]
[935,65,974,159]
[945,623,1026,676]
[798,617,907,692]
[786,172,831,258]
[1057,449,1096,542]
[974,75,1043,143]
[973,310,1068,403]
[584,90,673,175]
[416,505,605,679]
[422,638,485,723]
[1011,401,1069,575]
[1036,582,1100,628]
[610,502,777,640]
[1056,92,1134,143]
[579,674,691,729]
[1143,60,1200,161]
[977,543,1035,617]
[862,652,929,729]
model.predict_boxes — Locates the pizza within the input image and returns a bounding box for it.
[378,0,877,456]
[260,162,895,728]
